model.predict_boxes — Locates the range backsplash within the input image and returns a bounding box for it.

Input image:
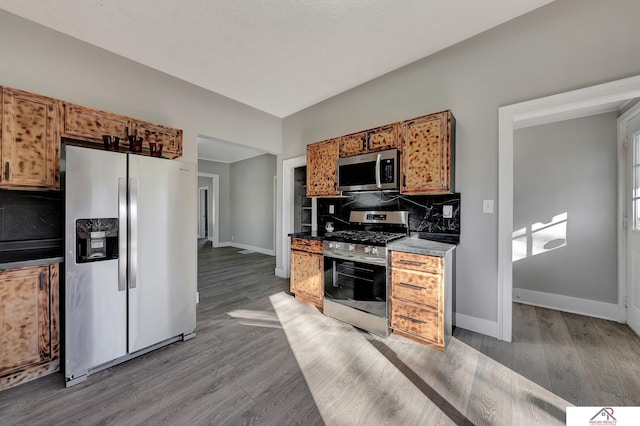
[318,192,460,243]
[0,190,63,241]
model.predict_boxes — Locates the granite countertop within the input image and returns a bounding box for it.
[288,231,325,241]
[0,239,64,270]
[388,236,456,257]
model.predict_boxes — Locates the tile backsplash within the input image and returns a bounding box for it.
[318,192,460,243]
[0,190,63,241]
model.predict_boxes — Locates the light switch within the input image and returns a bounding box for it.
[329,204,335,214]
[443,205,453,218]
[483,200,494,214]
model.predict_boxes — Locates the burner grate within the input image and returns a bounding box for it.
[325,230,405,245]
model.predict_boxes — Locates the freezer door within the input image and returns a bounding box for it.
[128,154,197,353]
[64,146,128,379]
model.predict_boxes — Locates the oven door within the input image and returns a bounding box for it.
[324,256,387,318]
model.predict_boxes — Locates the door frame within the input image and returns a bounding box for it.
[280,155,307,278]
[618,101,640,331]
[197,172,219,247]
[498,74,640,342]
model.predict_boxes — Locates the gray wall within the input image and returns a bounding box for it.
[513,113,618,303]
[0,10,282,164]
[198,160,231,243]
[230,154,277,251]
[279,0,640,323]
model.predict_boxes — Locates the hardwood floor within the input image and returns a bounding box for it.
[1,244,639,425]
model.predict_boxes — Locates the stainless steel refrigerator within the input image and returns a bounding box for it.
[64,145,196,386]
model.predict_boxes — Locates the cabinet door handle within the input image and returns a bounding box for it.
[39,272,44,291]
[318,259,321,270]
[362,138,366,151]
[399,314,426,324]
[4,162,9,180]
[403,175,406,187]
[398,259,426,267]
[397,281,425,291]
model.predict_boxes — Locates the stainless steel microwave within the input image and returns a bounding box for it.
[337,149,399,192]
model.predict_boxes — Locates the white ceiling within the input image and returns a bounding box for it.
[0,0,554,119]
[1,0,556,163]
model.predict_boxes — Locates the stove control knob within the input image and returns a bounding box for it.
[364,246,371,254]
[348,244,355,251]
[371,247,379,255]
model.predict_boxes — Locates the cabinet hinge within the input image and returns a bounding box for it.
[624,216,629,230]
[624,296,628,308]
[624,137,629,151]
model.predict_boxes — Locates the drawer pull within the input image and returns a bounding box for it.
[398,259,426,266]
[398,314,426,324]
[397,281,425,291]
[4,162,9,180]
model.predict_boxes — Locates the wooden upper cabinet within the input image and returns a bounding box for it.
[61,102,183,159]
[339,123,400,158]
[62,103,131,143]
[0,88,60,190]
[367,122,399,153]
[400,110,455,195]
[0,265,51,376]
[339,131,367,157]
[307,138,340,197]
[133,120,183,159]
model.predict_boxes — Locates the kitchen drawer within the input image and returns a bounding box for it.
[391,269,441,309]
[390,299,441,344]
[291,238,323,254]
[390,251,442,274]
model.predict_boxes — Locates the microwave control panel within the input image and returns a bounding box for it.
[381,158,395,183]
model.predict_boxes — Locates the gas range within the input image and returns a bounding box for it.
[323,211,408,266]
[322,210,408,337]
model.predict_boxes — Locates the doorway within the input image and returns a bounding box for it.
[498,74,640,342]
[199,187,209,239]
[197,173,219,248]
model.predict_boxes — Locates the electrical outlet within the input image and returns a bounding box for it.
[443,205,453,218]
[329,204,335,214]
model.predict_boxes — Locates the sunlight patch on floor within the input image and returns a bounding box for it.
[269,291,572,425]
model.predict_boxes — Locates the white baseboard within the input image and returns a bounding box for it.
[513,287,619,321]
[274,268,288,278]
[218,241,275,256]
[454,313,498,338]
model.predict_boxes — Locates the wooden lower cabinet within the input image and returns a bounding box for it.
[290,238,323,310]
[0,263,60,390]
[389,250,452,351]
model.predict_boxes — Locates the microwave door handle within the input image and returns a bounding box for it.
[375,153,382,188]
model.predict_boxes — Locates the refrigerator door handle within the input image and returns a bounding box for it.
[118,178,127,292]
[129,177,138,289]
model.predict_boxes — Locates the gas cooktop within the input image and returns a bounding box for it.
[324,230,406,245]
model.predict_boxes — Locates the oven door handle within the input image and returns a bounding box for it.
[324,252,387,267]
[375,153,382,188]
